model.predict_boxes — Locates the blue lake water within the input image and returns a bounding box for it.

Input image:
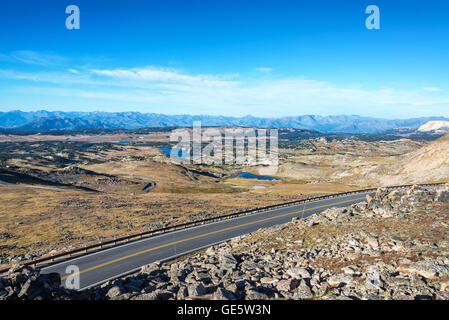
[115,141,131,145]
[231,172,280,181]
[158,147,191,159]
[13,153,39,157]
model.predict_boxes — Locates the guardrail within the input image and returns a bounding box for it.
[0,182,445,274]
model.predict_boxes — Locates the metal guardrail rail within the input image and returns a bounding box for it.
[0,182,446,274]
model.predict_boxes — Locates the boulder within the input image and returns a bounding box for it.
[398,261,449,279]
[177,286,188,299]
[138,290,174,300]
[219,252,237,270]
[436,190,449,203]
[106,285,124,299]
[364,270,384,291]
[187,283,206,297]
[259,277,278,285]
[293,281,314,300]
[286,267,311,279]
[213,287,236,300]
[205,247,216,256]
[244,289,269,300]
[168,264,188,282]
[327,274,354,288]
[276,279,300,292]
[322,207,347,221]
[141,261,162,276]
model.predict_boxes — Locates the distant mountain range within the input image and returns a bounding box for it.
[1,110,448,134]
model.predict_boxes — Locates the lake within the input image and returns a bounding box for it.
[158,147,191,159]
[231,172,280,181]
[13,153,39,157]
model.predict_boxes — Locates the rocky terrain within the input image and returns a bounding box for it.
[305,137,424,157]
[376,133,449,185]
[2,185,449,300]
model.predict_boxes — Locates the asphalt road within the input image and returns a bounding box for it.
[41,192,368,290]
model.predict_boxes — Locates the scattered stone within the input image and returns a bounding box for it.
[3,186,449,301]
[245,289,269,300]
[187,283,206,297]
[213,287,236,300]
[219,252,238,270]
[293,281,314,300]
[107,285,124,299]
[141,261,162,275]
[398,261,449,279]
[327,274,354,288]
[276,279,300,292]
[286,267,311,279]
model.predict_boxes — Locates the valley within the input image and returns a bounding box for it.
[1,125,447,267]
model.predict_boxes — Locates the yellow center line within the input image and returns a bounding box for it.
[62,196,365,281]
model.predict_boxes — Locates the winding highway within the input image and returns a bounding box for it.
[41,192,368,290]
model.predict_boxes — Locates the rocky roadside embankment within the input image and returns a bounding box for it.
[2,185,449,300]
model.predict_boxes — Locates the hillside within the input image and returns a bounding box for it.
[418,121,449,134]
[377,133,449,185]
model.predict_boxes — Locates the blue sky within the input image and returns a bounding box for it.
[0,0,449,118]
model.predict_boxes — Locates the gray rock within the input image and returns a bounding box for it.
[177,286,188,299]
[436,190,449,203]
[398,261,449,279]
[141,261,162,276]
[187,283,206,297]
[312,282,329,297]
[435,291,449,300]
[293,281,314,300]
[106,285,124,299]
[327,274,354,288]
[219,252,238,270]
[286,267,311,279]
[214,287,236,300]
[244,289,269,300]
[322,207,347,221]
[364,266,384,291]
[132,290,173,300]
[362,294,384,300]
[17,272,61,300]
[276,279,300,292]
[168,264,188,282]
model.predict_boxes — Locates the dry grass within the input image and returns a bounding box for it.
[0,135,435,263]
[0,180,301,260]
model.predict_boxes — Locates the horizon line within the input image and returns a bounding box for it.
[1,109,448,121]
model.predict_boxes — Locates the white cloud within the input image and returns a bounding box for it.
[2,65,449,118]
[90,66,239,88]
[255,67,274,72]
[10,51,66,66]
[422,87,444,92]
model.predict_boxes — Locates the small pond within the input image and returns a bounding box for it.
[230,172,280,181]
[158,147,191,159]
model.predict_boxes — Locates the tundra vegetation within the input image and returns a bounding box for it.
[0,127,448,283]
[2,185,449,300]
